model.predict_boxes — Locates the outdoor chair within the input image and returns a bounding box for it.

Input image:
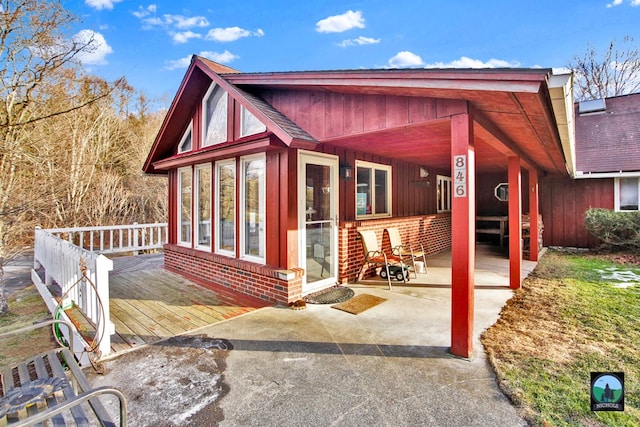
[385,227,427,279]
[357,230,407,290]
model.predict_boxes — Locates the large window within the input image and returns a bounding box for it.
[240,106,266,137]
[240,154,265,262]
[215,160,236,255]
[355,161,391,218]
[615,177,640,211]
[202,83,228,147]
[178,167,192,246]
[195,165,211,249]
[437,175,452,213]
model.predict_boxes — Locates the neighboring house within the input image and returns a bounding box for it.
[541,92,640,248]
[143,55,574,357]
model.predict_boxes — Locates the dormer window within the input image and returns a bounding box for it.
[202,83,228,147]
[240,105,266,137]
[178,122,192,153]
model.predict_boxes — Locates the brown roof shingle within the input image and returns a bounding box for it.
[576,93,640,174]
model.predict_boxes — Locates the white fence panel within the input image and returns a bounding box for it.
[34,228,113,360]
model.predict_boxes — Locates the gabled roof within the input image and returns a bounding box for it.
[144,56,317,174]
[575,92,640,177]
[145,56,575,176]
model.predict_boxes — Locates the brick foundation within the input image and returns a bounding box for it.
[165,214,451,305]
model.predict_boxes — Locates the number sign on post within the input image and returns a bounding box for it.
[453,155,467,198]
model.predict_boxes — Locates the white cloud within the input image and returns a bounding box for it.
[316,10,365,33]
[136,12,209,30]
[132,4,157,18]
[205,27,264,42]
[72,30,113,65]
[607,0,639,6]
[164,50,239,71]
[423,56,520,69]
[85,0,123,10]
[388,51,424,68]
[171,31,202,44]
[338,36,380,47]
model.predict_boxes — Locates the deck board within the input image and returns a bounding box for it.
[72,254,271,356]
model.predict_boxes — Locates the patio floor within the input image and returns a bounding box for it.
[78,244,536,357]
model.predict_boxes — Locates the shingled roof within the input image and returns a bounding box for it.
[575,92,640,175]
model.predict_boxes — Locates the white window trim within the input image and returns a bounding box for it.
[201,83,228,148]
[437,175,452,213]
[614,176,640,211]
[177,167,192,247]
[194,164,212,251]
[239,153,266,263]
[215,159,236,256]
[355,160,392,219]
[178,122,193,153]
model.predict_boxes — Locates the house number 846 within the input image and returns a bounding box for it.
[453,155,467,198]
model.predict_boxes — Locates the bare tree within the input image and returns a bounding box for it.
[0,0,113,313]
[568,36,640,101]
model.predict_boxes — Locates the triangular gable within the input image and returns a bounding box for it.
[143,55,317,174]
[194,56,317,148]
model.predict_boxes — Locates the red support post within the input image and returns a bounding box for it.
[450,113,475,358]
[508,156,522,289]
[528,168,540,261]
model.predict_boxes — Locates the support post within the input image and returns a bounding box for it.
[95,254,114,357]
[508,156,522,289]
[528,169,540,261]
[450,113,475,358]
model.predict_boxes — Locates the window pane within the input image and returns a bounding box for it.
[196,166,211,247]
[241,106,266,137]
[374,169,388,214]
[243,157,265,258]
[356,167,372,216]
[178,126,192,153]
[179,169,192,244]
[217,162,235,253]
[620,178,639,210]
[203,86,228,146]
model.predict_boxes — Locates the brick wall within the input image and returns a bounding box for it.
[165,213,451,305]
[338,214,452,283]
[164,244,303,305]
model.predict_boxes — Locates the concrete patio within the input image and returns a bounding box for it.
[87,244,536,426]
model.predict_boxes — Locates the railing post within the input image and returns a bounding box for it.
[95,254,113,357]
[133,222,139,256]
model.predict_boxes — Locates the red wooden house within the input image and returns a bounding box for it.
[144,56,574,357]
[541,93,640,248]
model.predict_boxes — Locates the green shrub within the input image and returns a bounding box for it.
[584,208,640,252]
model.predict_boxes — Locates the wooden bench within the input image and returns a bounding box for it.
[0,320,127,426]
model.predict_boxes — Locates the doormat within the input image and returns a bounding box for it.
[304,286,355,304]
[331,294,387,315]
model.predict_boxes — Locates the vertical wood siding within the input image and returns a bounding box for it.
[540,177,613,248]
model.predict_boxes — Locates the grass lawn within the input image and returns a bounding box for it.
[482,249,640,426]
[0,285,56,368]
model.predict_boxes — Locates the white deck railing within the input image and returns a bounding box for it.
[45,222,168,255]
[32,223,168,365]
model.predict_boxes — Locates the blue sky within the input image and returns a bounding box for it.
[66,0,640,105]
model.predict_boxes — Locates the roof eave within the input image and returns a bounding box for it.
[548,72,576,177]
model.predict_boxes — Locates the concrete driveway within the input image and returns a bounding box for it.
[89,258,529,426]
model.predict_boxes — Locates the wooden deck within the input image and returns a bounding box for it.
[69,254,270,356]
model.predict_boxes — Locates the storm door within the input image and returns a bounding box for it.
[299,151,338,294]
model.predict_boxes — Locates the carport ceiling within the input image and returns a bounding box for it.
[226,68,569,176]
